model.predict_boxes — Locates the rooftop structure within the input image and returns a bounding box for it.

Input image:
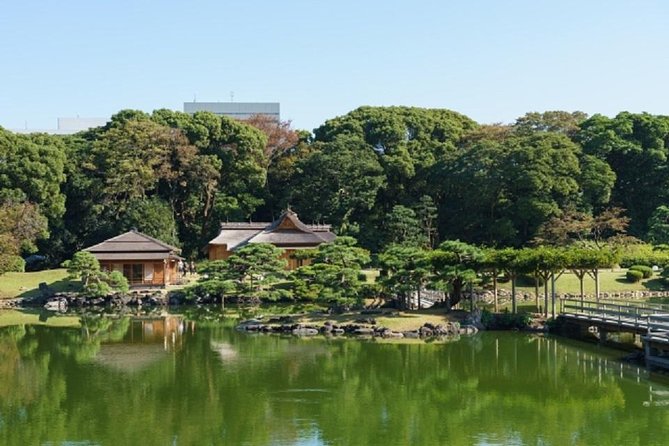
[84,230,183,286]
[183,102,280,121]
[207,209,335,269]
[12,116,108,135]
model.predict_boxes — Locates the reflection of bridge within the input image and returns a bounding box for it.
[559,298,669,371]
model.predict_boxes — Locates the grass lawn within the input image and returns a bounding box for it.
[0,269,80,299]
[496,268,666,296]
[0,309,81,327]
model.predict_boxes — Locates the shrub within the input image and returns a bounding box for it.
[620,244,669,268]
[480,309,531,330]
[184,279,235,303]
[107,271,129,292]
[629,265,653,278]
[626,270,644,283]
[4,256,25,273]
[83,281,111,297]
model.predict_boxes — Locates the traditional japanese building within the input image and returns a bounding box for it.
[207,209,336,269]
[84,230,183,286]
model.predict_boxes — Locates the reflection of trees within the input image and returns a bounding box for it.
[1,320,669,445]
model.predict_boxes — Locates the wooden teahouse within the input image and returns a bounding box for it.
[207,209,336,269]
[84,230,183,287]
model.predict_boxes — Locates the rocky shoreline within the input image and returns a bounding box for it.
[235,317,479,340]
[0,290,170,311]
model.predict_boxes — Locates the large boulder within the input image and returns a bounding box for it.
[43,297,67,312]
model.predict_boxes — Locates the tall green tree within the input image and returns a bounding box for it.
[291,237,371,307]
[289,136,386,244]
[430,240,484,309]
[378,245,431,309]
[385,205,426,247]
[201,243,286,299]
[0,129,67,222]
[647,205,669,244]
[440,132,584,245]
[578,112,669,236]
[0,196,48,274]
[514,111,588,137]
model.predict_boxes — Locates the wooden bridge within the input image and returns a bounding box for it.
[559,298,669,370]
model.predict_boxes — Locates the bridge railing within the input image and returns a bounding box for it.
[560,298,669,333]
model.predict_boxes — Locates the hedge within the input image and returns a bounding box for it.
[629,265,653,278]
[626,270,644,283]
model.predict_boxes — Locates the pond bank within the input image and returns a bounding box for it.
[0,290,168,311]
[0,290,553,334]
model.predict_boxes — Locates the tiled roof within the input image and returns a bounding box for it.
[84,230,182,257]
[208,210,336,250]
[208,229,262,251]
[91,252,173,261]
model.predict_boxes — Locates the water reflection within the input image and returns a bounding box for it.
[0,309,668,445]
[95,315,187,373]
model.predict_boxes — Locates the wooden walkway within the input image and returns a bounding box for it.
[560,298,669,334]
[559,298,669,370]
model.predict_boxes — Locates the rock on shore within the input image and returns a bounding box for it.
[235,319,476,339]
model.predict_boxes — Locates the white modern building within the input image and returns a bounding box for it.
[12,117,108,135]
[183,102,280,121]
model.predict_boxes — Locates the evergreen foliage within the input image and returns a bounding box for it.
[3,106,669,278]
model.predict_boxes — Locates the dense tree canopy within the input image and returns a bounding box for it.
[2,107,669,268]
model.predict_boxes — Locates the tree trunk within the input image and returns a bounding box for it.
[594,269,600,302]
[452,281,463,308]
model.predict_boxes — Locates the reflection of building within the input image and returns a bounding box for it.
[84,230,183,287]
[183,102,280,121]
[124,315,186,348]
[207,209,336,269]
[96,315,188,373]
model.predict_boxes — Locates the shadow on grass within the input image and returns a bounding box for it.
[614,277,635,286]
[613,277,667,291]
[643,278,667,291]
[18,279,80,298]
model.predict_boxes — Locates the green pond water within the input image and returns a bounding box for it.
[1,309,669,446]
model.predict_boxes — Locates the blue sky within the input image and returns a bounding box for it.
[1,0,668,132]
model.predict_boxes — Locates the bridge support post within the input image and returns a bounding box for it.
[599,329,609,344]
[551,273,556,319]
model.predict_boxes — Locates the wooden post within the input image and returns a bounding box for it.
[551,273,556,319]
[578,274,585,311]
[535,278,540,313]
[493,269,498,313]
[544,279,549,318]
[511,275,517,314]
